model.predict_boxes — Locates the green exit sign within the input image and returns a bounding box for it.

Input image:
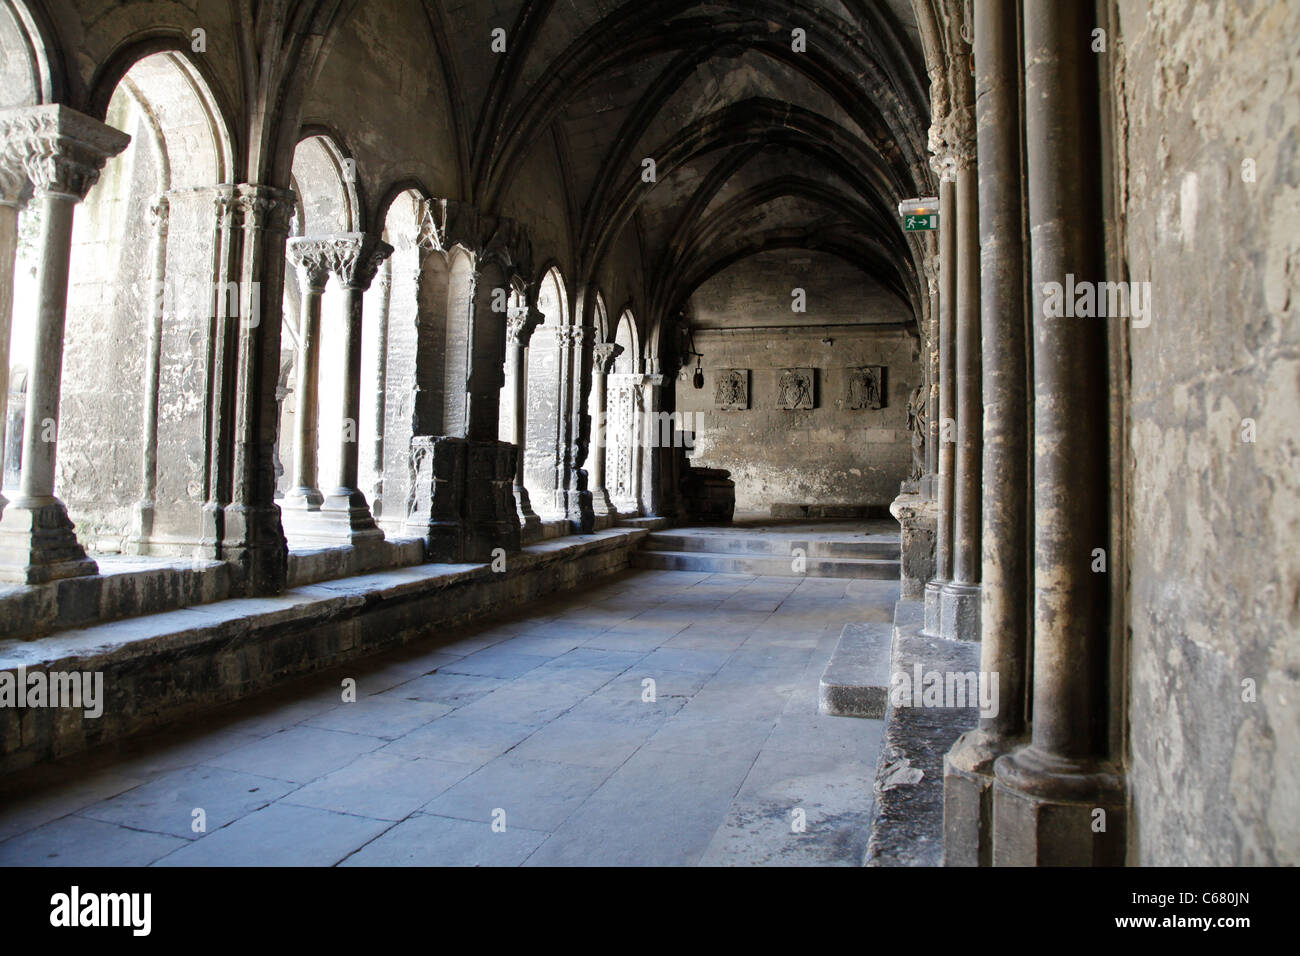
[905,214,938,231]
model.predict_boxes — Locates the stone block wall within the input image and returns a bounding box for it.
[1118,0,1299,865]
[675,326,920,513]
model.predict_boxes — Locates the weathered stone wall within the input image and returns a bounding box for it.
[1118,0,1300,865]
[675,253,919,513]
[59,93,154,549]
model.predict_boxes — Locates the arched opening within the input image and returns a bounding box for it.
[51,50,231,555]
[523,266,567,517]
[278,132,359,544]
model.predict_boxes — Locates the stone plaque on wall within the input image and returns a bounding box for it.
[776,368,815,409]
[845,366,885,410]
[714,368,749,410]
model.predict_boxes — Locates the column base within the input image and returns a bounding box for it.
[923,579,946,637]
[125,500,155,556]
[281,486,324,511]
[591,486,616,517]
[943,728,1024,867]
[890,491,937,599]
[0,494,99,584]
[940,581,981,641]
[218,502,289,594]
[309,489,385,546]
[562,487,595,534]
[514,484,542,540]
[992,745,1127,866]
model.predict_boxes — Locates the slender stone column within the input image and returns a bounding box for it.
[506,303,542,538]
[367,258,393,518]
[589,341,623,517]
[922,262,940,497]
[941,153,983,641]
[944,0,1031,867]
[128,194,170,551]
[557,324,595,531]
[992,0,1125,866]
[0,106,129,584]
[923,174,958,635]
[640,373,665,516]
[318,233,392,545]
[0,157,28,512]
[281,238,332,514]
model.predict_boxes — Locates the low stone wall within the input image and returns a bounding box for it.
[0,529,646,775]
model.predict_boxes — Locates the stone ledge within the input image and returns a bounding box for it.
[864,598,979,866]
[0,528,647,775]
[819,621,893,718]
[285,536,426,588]
[0,556,231,641]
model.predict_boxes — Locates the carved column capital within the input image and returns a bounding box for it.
[286,236,335,293]
[507,303,543,346]
[233,183,296,235]
[0,104,131,202]
[592,342,623,375]
[290,232,393,291]
[556,324,590,349]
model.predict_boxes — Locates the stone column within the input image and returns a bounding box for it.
[0,152,28,511]
[941,149,983,641]
[923,174,958,635]
[944,0,1031,867]
[640,373,664,516]
[129,194,171,551]
[368,258,393,518]
[992,0,1125,866]
[506,302,542,538]
[281,238,332,515]
[222,183,297,593]
[319,232,392,545]
[922,262,941,498]
[0,106,129,584]
[557,324,595,532]
[589,341,623,517]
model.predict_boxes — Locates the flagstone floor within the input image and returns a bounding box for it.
[0,567,896,867]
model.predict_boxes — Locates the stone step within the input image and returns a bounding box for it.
[630,549,900,579]
[819,621,894,718]
[641,531,899,559]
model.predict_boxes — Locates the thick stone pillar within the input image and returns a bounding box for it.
[0,155,28,511]
[923,174,958,635]
[589,341,623,517]
[992,0,1125,866]
[944,0,1031,867]
[368,258,393,517]
[318,233,392,545]
[221,183,297,593]
[0,106,129,584]
[128,195,170,552]
[506,303,542,538]
[940,156,983,641]
[281,238,331,515]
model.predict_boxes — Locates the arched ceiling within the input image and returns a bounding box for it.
[428,0,934,335]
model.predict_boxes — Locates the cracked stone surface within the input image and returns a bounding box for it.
[0,567,897,867]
